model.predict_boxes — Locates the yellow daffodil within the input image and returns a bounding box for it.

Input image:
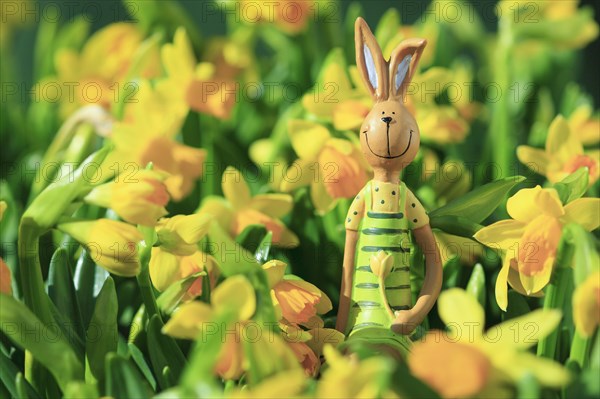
[108,81,206,201]
[280,321,344,376]
[149,214,212,292]
[302,51,364,121]
[163,275,256,379]
[573,271,600,338]
[498,0,599,49]
[198,167,299,247]
[317,345,398,398]
[57,219,143,276]
[263,260,332,325]
[84,170,169,226]
[518,116,599,186]
[408,289,570,398]
[568,104,600,145]
[157,28,237,120]
[38,23,160,119]
[474,185,600,310]
[281,120,370,213]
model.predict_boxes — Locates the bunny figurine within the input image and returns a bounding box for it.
[335,18,443,354]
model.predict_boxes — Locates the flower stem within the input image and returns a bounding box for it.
[136,243,161,322]
[569,331,591,368]
[489,14,515,185]
[537,238,575,359]
[18,220,60,393]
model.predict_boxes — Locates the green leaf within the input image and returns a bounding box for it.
[254,232,273,264]
[146,315,186,390]
[466,263,486,306]
[503,291,531,320]
[517,373,539,399]
[430,215,483,238]
[105,353,150,399]
[86,277,118,382]
[63,381,99,399]
[430,176,526,223]
[236,224,268,254]
[553,167,589,204]
[47,248,85,339]
[391,361,441,399]
[562,224,600,285]
[75,250,109,328]
[0,294,84,391]
[128,343,157,391]
[0,353,41,399]
[208,222,258,277]
[157,271,205,314]
[16,372,43,399]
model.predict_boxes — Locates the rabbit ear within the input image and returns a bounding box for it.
[355,17,388,101]
[388,38,427,100]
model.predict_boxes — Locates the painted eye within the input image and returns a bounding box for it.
[392,112,395,114]
[381,111,385,114]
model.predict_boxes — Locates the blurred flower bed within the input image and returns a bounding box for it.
[0,0,599,398]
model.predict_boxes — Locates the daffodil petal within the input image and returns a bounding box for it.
[212,275,256,320]
[484,308,561,350]
[503,353,571,388]
[562,198,600,231]
[288,120,330,161]
[149,248,181,292]
[262,260,287,287]
[222,166,251,209]
[279,228,300,248]
[438,288,485,337]
[517,146,549,175]
[507,186,564,222]
[546,115,583,160]
[495,255,511,311]
[288,279,333,314]
[518,255,554,295]
[250,194,293,218]
[280,159,315,192]
[572,271,600,338]
[310,180,335,214]
[173,213,212,244]
[162,301,213,339]
[473,220,525,250]
[507,267,544,298]
[197,196,234,231]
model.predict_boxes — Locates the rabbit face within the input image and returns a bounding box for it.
[360,100,420,171]
[354,17,426,173]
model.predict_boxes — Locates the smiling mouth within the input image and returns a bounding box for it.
[363,129,413,159]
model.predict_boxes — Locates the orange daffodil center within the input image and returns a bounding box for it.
[474,185,600,310]
[282,120,370,213]
[198,167,299,247]
[263,260,332,325]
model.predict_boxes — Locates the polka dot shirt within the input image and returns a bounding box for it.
[345,181,429,231]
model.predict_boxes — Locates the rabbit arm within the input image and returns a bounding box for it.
[336,228,358,334]
[391,223,442,335]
